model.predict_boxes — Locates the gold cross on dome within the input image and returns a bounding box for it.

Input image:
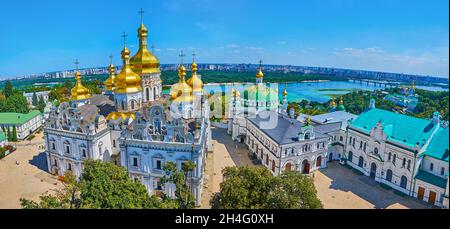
[122,32,128,46]
[138,8,145,23]
[74,59,79,71]
[109,54,113,64]
[179,50,186,64]
[192,50,196,62]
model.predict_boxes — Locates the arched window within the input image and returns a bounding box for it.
[430,163,434,171]
[98,142,103,156]
[388,152,391,161]
[402,158,406,168]
[285,163,292,172]
[339,136,343,141]
[407,160,411,170]
[146,88,150,101]
[400,176,407,189]
[348,151,353,162]
[121,101,125,110]
[131,100,136,110]
[304,132,310,140]
[272,160,275,172]
[153,87,158,100]
[393,154,397,165]
[358,156,364,168]
[386,169,393,182]
[374,147,378,155]
[316,156,322,167]
[363,142,367,152]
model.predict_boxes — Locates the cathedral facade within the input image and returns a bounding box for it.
[44,19,211,206]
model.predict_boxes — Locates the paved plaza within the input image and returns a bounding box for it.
[313,163,431,209]
[201,127,432,209]
[0,132,61,209]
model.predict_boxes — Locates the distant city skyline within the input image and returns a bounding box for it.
[0,0,448,78]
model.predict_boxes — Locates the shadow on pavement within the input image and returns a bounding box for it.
[29,151,48,172]
[211,127,257,167]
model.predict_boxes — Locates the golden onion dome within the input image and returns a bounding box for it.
[115,46,143,94]
[104,63,116,91]
[256,68,264,78]
[130,23,161,75]
[187,62,203,92]
[71,71,91,101]
[231,88,240,97]
[330,99,337,107]
[170,65,193,101]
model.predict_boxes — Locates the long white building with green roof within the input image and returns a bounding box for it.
[0,110,44,140]
[344,99,449,208]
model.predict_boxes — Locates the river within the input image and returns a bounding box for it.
[164,80,448,103]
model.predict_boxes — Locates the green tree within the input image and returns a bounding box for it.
[3,81,13,98]
[0,93,30,113]
[37,95,46,113]
[32,92,38,106]
[20,160,173,209]
[12,126,17,142]
[210,166,323,209]
[6,128,11,141]
[79,160,162,209]
[162,161,196,209]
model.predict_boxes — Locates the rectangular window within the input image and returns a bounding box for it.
[113,140,116,147]
[68,163,72,171]
[441,167,445,176]
[51,142,56,150]
[430,163,434,171]
[65,145,70,154]
[156,160,162,170]
[132,157,138,167]
[82,149,87,158]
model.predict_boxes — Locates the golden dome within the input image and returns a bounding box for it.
[187,62,203,92]
[231,88,240,97]
[106,111,136,121]
[170,65,193,101]
[104,63,116,91]
[71,71,91,101]
[256,68,264,78]
[130,23,161,75]
[330,99,337,107]
[115,46,143,94]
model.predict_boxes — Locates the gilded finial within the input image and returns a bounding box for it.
[340,97,344,105]
[138,8,145,24]
[306,115,311,125]
[256,60,264,78]
[283,83,288,97]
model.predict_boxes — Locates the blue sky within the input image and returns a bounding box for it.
[0,0,448,78]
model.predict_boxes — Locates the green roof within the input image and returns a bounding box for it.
[415,171,447,189]
[0,132,6,142]
[349,108,438,148]
[423,127,449,162]
[0,110,41,125]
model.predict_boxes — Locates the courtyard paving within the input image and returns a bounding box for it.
[313,162,432,209]
[201,127,432,209]
[200,127,259,208]
[0,132,61,209]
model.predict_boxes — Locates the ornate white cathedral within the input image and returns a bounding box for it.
[44,19,212,205]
